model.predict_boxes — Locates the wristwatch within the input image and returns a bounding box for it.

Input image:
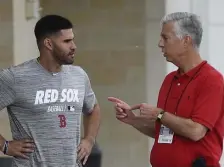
[157,110,165,121]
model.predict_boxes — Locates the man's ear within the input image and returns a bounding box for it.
[43,38,53,51]
[183,35,192,48]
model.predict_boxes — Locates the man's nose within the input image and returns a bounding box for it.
[158,39,164,48]
[71,41,77,50]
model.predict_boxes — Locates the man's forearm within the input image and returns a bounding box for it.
[83,104,101,143]
[0,135,6,151]
[132,120,155,138]
[161,112,206,141]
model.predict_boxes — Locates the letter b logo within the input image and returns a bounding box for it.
[58,115,67,128]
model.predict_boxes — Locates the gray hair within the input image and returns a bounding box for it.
[161,12,203,50]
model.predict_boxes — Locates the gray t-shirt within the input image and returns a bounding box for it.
[0,59,97,167]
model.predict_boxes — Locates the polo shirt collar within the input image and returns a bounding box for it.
[175,60,207,78]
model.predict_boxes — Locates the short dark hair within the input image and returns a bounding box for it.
[34,15,73,44]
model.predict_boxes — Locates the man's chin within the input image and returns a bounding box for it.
[63,60,74,65]
[66,61,74,65]
[164,58,173,64]
[65,54,75,64]
[166,58,171,62]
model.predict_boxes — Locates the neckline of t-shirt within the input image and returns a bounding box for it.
[34,58,64,77]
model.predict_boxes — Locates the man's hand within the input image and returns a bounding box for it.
[108,97,157,137]
[131,103,163,121]
[107,97,136,125]
[7,139,35,159]
[77,138,94,165]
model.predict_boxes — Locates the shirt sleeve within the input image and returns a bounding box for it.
[191,74,224,130]
[82,69,97,115]
[0,68,16,110]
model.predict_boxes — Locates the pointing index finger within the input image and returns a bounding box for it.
[108,97,124,104]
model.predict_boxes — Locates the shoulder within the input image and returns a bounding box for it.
[0,59,37,85]
[0,68,14,84]
[8,59,37,75]
[206,64,223,80]
[64,65,89,78]
[199,63,224,86]
[1,59,42,86]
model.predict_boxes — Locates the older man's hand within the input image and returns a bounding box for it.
[131,103,163,121]
[108,97,136,125]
